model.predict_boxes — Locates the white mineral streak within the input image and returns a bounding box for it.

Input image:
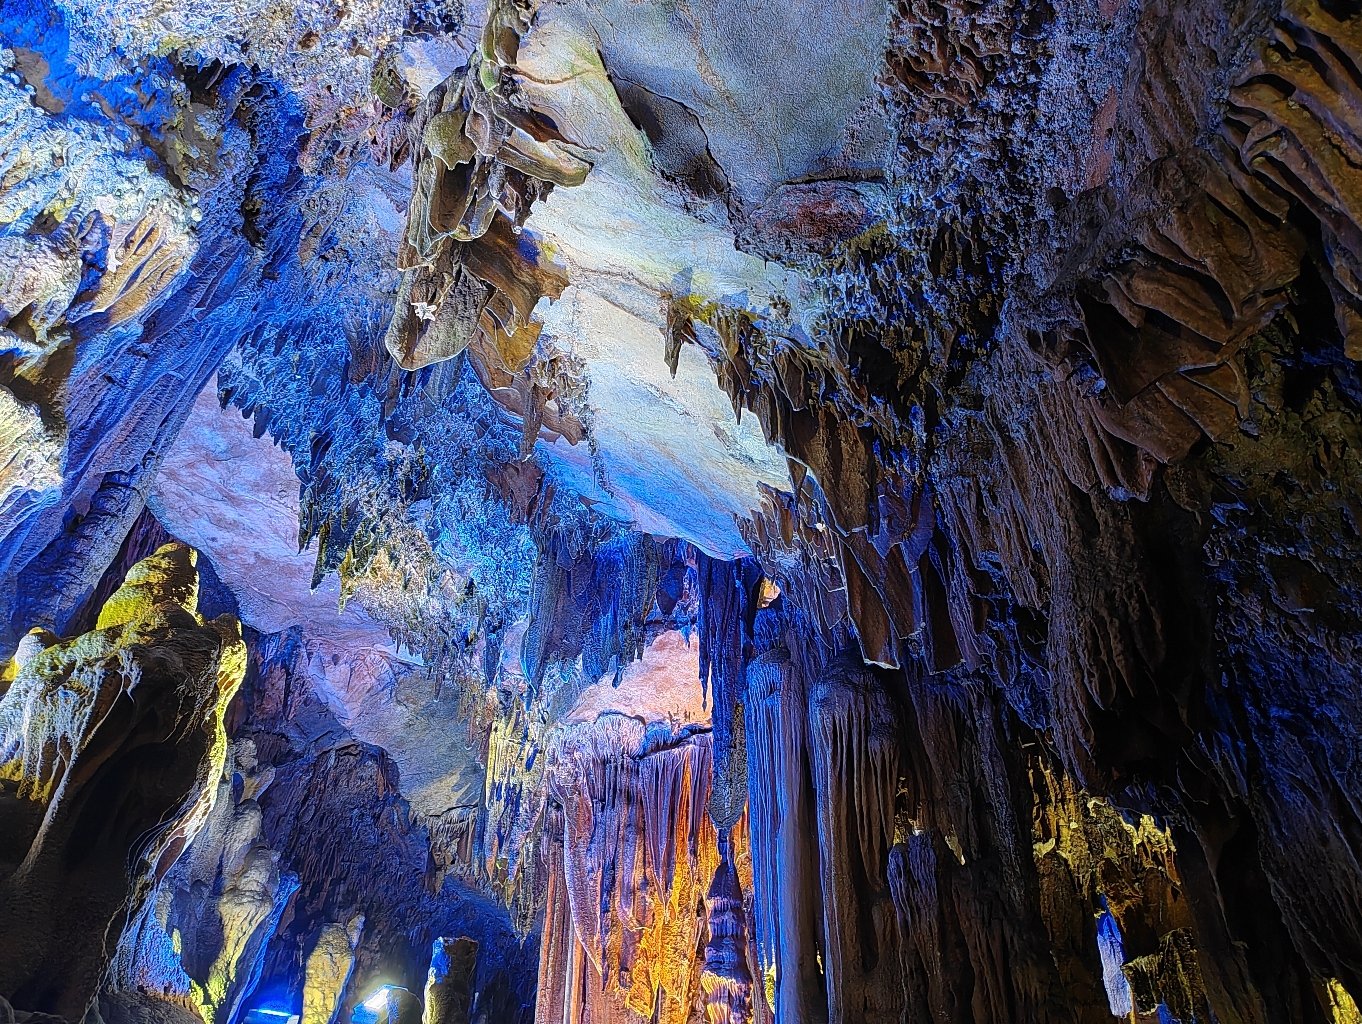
[0,390,62,526]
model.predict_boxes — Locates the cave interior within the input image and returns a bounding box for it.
[2,0,1362,1022]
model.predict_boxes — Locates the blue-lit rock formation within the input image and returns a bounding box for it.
[4,0,1362,1022]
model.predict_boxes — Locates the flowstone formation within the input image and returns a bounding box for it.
[3,0,1362,1022]
[0,543,246,1019]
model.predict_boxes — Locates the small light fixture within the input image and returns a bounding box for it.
[352,985,420,1024]
[363,987,397,1012]
[245,1008,300,1024]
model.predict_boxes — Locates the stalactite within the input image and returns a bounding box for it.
[539,714,723,1024]
[807,652,903,1024]
[894,669,1079,1023]
[742,607,828,1023]
[522,530,660,700]
[887,830,972,1024]
[9,1,1362,1022]
[696,554,762,833]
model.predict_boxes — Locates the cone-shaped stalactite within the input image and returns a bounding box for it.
[696,553,763,834]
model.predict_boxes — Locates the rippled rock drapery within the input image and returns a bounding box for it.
[808,653,902,1024]
[0,542,246,1018]
[743,610,827,1023]
[110,738,296,1024]
[384,0,589,373]
[529,712,767,1024]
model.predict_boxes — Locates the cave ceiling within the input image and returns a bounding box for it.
[2,0,1362,1023]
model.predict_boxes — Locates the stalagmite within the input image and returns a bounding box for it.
[302,915,366,1024]
[423,937,478,1024]
[700,832,754,1024]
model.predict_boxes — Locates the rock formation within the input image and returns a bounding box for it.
[301,915,365,1024]
[0,543,246,1018]
[535,715,723,1024]
[699,833,755,1024]
[110,738,297,1024]
[422,937,478,1024]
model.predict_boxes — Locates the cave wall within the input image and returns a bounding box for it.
[0,542,246,1018]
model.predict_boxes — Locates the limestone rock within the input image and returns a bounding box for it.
[422,937,477,1024]
[0,543,245,1018]
[303,916,366,1024]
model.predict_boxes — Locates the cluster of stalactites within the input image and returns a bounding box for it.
[384,0,590,373]
[742,615,904,1024]
[538,715,720,1023]
[520,529,678,707]
[735,598,1230,1024]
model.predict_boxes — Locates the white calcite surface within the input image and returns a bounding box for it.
[508,17,802,555]
[538,287,791,557]
[542,0,892,209]
[565,628,709,728]
[149,384,484,820]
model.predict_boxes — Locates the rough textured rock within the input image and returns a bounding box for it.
[301,916,365,1024]
[422,937,477,1024]
[0,543,246,1018]
[110,739,296,1024]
